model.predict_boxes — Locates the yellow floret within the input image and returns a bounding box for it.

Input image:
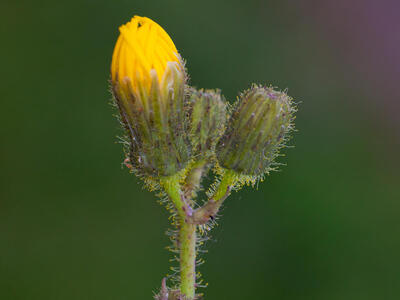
[111,16,181,92]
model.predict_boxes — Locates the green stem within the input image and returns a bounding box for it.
[213,169,237,202]
[188,169,237,225]
[179,220,196,299]
[159,169,238,299]
[160,173,197,300]
[160,173,186,219]
[184,159,207,199]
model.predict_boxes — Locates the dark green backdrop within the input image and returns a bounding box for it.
[1,0,399,299]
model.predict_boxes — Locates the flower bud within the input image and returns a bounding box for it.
[188,89,227,158]
[110,16,190,177]
[216,86,295,176]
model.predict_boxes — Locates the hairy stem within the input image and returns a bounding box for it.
[213,169,237,202]
[160,173,186,218]
[159,169,238,299]
[184,159,207,199]
[187,169,236,225]
[179,219,196,299]
[160,174,197,300]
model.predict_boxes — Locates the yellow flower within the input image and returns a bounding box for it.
[111,16,182,92]
[110,16,190,177]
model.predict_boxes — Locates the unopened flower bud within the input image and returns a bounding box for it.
[110,16,190,177]
[216,86,295,176]
[189,89,227,158]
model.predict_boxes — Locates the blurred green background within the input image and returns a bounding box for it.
[1,0,399,299]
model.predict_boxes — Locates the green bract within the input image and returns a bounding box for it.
[112,63,190,177]
[188,89,227,159]
[217,86,295,177]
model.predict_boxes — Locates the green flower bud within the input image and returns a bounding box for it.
[111,62,191,178]
[188,89,227,158]
[216,85,295,177]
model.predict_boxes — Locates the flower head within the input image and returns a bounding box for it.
[110,16,190,177]
[216,86,295,177]
[111,16,182,92]
[188,89,227,158]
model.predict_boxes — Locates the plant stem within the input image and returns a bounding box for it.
[160,174,197,300]
[179,219,196,299]
[159,169,237,299]
[160,173,186,218]
[184,159,207,199]
[213,169,237,202]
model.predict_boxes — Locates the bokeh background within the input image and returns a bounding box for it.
[1,0,399,299]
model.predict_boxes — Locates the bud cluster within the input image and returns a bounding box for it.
[110,17,295,181]
[109,15,297,300]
